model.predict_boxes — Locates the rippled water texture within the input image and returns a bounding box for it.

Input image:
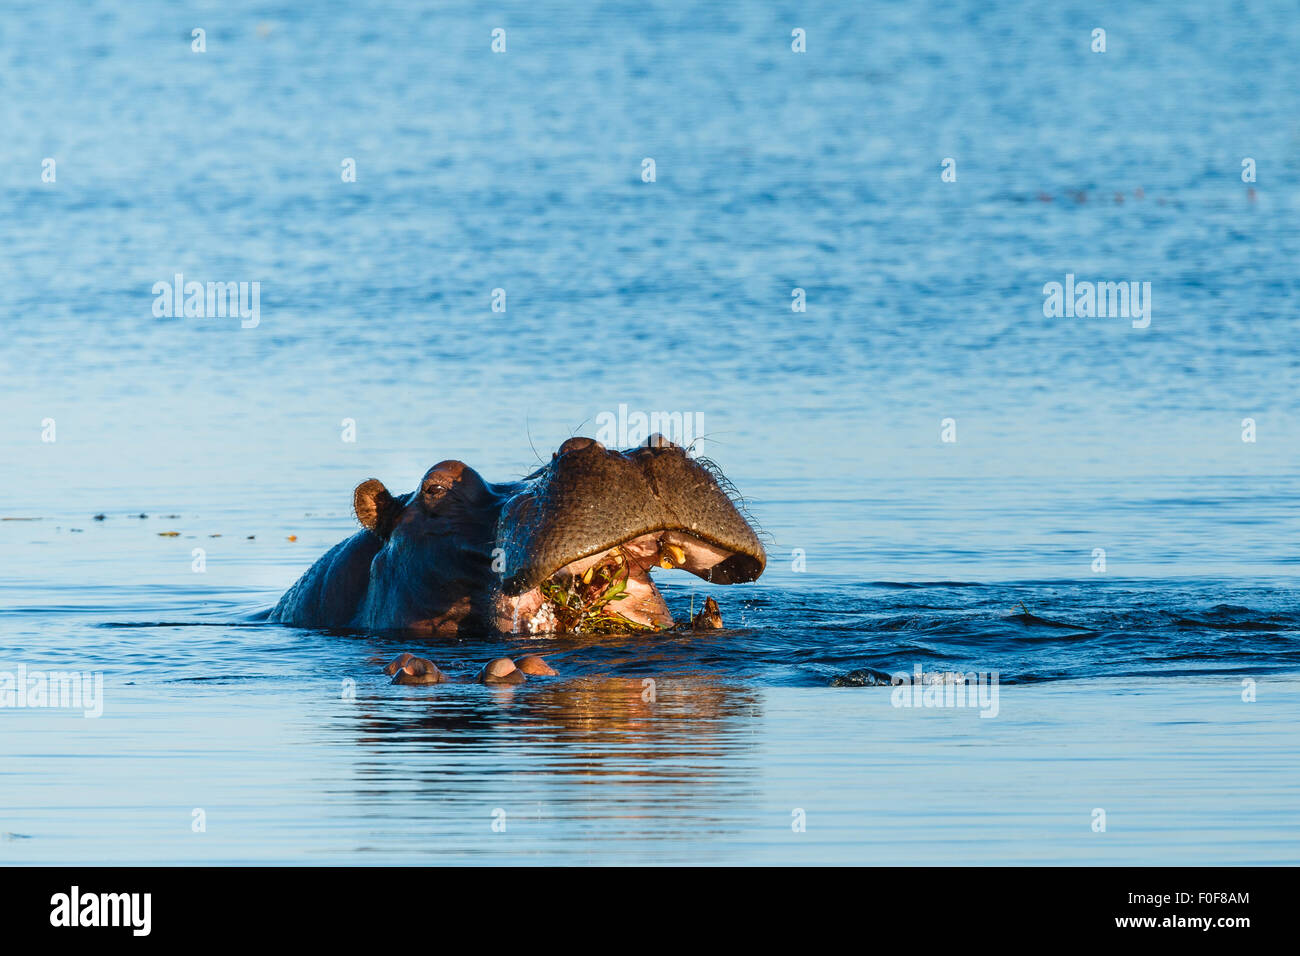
[1,0,1298,863]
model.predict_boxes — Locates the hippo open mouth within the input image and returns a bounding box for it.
[270,433,765,635]
[494,436,765,633]
[505,527,763,633]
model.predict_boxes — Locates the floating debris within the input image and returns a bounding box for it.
[158,531,180,538]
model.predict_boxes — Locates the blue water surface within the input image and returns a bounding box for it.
[1,0,1298,864]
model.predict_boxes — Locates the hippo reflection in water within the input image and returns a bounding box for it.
[270,435,766,684]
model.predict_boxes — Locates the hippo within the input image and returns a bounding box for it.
[269,435,766,683]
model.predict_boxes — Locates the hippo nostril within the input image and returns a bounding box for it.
[558,436,603,455]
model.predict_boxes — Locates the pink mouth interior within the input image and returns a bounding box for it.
[499,530,738,634]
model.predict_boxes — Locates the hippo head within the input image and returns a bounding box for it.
[350,459,504,633]
[495,435,766,632]
[336,435,765,634]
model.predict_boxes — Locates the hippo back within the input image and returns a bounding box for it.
[270,530,381,628]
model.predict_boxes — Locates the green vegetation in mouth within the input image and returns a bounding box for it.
[538,547,661,634]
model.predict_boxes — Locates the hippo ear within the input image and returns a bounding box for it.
[354,479,400,538]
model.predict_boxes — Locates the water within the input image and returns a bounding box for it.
[2,0,1299,864]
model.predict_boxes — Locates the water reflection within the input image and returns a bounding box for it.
[350,673,761,772]
[324,669,769,861]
